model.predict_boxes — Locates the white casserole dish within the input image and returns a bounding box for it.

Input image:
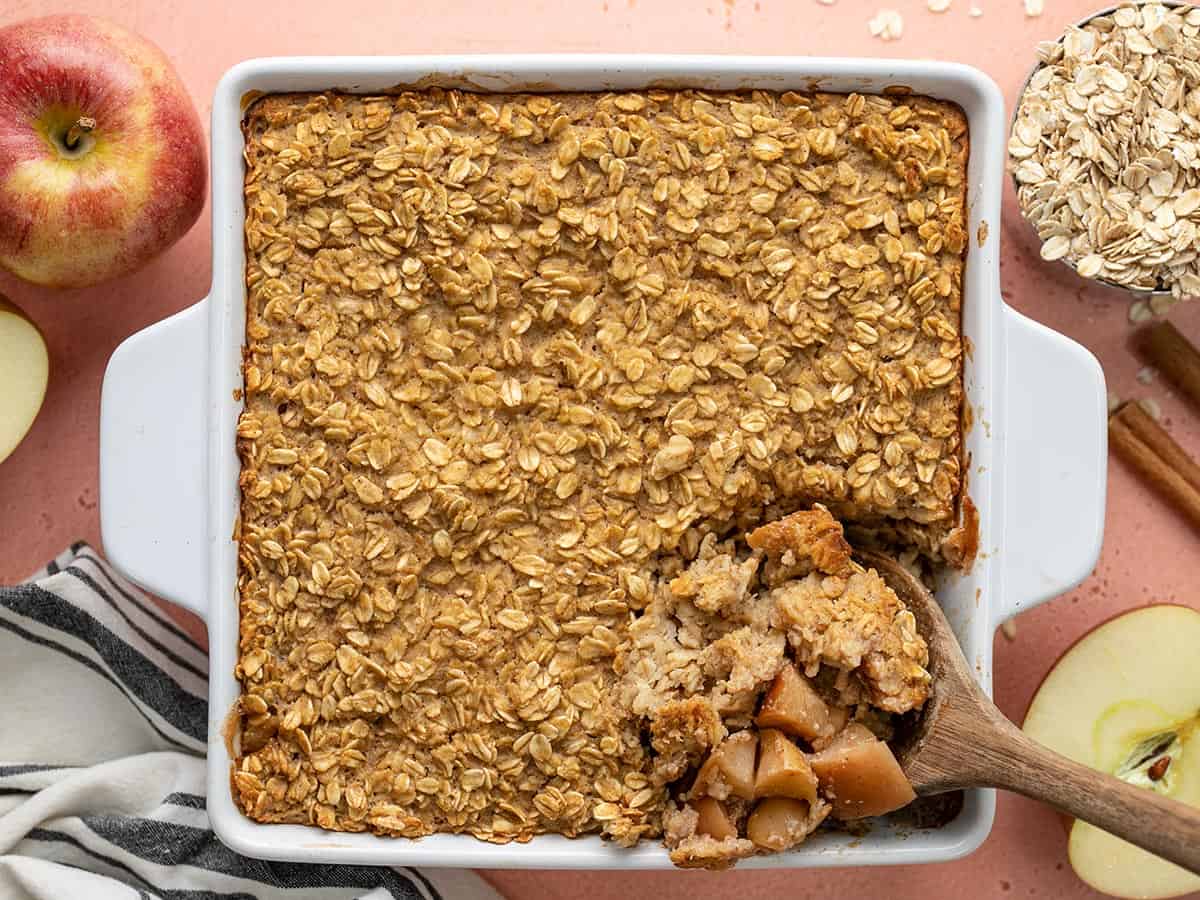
[98,55,1107,870]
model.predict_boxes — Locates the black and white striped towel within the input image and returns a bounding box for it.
[0,543,503,900]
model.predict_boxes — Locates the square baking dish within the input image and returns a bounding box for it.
[99,55,1107,869]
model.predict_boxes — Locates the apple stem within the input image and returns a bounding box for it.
[64,117,96,151]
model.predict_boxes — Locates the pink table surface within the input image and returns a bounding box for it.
[2,1,1199,898]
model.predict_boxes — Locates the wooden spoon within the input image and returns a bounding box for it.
[858,549,1200,875]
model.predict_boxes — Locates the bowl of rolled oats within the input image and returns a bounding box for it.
[1010,1,1200,313]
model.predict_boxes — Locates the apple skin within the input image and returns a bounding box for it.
[0,15,206,288]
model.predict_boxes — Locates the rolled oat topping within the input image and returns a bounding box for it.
[234,88,962,855]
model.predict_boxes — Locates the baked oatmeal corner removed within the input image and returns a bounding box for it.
[622,506,929,867]
[233,87,962,864]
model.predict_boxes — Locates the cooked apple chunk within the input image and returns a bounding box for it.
[617,502,935,867]
[754,729,818,803]
[745,797,824,851]
[692,796,739,840]
[809,723,915,819]
[663,799,756,869]
[755,663,836,742]
[693,730,758,800]
[812,705,851,751]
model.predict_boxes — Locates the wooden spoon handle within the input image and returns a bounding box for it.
[970,714,1200,875]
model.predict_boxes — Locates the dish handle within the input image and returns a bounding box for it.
[994,305,1107,626]
[100,299,209,620]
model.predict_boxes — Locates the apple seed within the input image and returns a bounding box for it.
[1116,730,1181,794]
[1147,756,1171,782]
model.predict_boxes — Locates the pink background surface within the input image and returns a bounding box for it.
[1,0,1199,898]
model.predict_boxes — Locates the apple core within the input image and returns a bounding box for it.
[1116,730,1183,796]
[37,108,98,160]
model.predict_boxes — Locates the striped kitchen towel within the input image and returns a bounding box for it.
[0,543,503,900]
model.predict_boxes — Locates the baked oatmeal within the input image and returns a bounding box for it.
[234,87,967,865]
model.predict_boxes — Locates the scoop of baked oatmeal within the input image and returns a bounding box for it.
[616,506,931,868]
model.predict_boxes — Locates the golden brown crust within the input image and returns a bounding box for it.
[234,87,963,852]
[747,505,854,576]
[941,494,979,570]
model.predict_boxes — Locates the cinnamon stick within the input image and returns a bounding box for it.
[1140,321,1200,409]
[1109,403,1200,530]
[1114,401,1200,496]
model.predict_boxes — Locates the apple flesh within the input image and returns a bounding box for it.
[754,728,818,803]
[755,662,837,742]
[0,295,49,463]
[1023,605,1200,899]
[0,15,206,288]
[808,723,915,819]
[745,797,812,851]
[692,796,738,841]
[693,730,758,801]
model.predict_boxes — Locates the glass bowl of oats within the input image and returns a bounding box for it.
[1010,1,1200,312]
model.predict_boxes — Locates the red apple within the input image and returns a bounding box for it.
[0,15,206,288]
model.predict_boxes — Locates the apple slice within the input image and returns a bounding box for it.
[754,729,818,803]
[1023,605,1200,899]
[755,662,835,742]
[692,796,738,841]
[809,723,915,819]
[0,296,48,464]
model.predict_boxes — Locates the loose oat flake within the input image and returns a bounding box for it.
[1139,396,1164,420]
[869,8,904,40]
[1011,3,1200,307]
